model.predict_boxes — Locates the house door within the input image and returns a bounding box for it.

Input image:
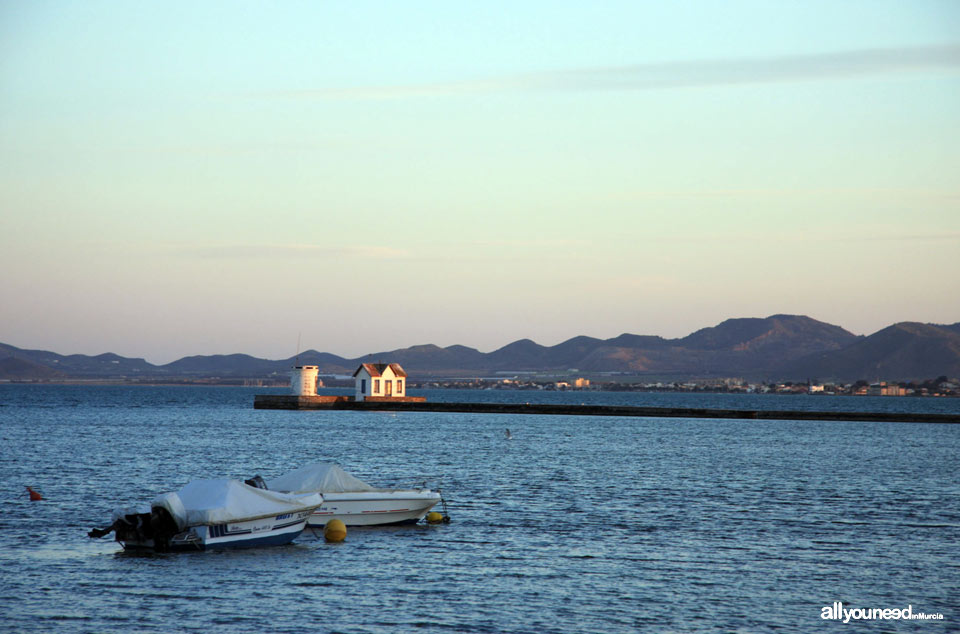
[385,380,393,397]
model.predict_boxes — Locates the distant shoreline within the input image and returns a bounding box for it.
[2,379,957,399]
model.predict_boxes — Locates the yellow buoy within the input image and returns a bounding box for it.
[323,519,347,542]
[425,511,444,524]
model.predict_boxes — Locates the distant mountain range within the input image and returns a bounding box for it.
[2,315,959,383]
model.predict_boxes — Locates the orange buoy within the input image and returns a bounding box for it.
[323,519,347,543]
[26,486,44,501]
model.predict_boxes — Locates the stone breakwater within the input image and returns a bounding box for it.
[253,395,959,423]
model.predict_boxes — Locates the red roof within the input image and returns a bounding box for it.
[353,363,407,378]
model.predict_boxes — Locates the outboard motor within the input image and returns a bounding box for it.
[244,475,268,489]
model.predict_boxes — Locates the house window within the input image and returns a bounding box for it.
[361,379,366,393]
[374,379,380,393]
[397,380,403,393]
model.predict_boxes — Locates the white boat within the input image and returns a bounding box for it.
[265,463,443,527]
[89,479,323,551]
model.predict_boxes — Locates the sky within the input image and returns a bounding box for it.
[1,1,959,364]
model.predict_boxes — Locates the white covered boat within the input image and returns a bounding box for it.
[89,479,323,551]
[266,463,443,527]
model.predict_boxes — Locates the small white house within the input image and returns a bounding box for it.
[353,363,407,401]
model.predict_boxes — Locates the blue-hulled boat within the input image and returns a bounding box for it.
[89,479,323,552]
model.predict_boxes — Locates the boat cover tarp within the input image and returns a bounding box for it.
[151,479,323,531]
[267,463,378,494]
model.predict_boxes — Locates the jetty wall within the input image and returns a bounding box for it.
[252,395,958,424]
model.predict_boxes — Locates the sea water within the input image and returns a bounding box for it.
[0,385,957,632]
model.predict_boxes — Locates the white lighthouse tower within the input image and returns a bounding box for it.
[290,365,319,396]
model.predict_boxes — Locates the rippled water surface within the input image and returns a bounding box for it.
[1,386,957,632]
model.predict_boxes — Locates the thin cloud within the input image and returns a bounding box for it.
[469,238,589,249]
[552,45,960,91]
[147,142,336,157]
[605,186,960,202]
[177,244,410,260]
[843,232,960,243]
[712,231,960,245]
[269,45,960,101]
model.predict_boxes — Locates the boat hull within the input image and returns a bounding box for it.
[307,491,441,527]
[119,510,313,552]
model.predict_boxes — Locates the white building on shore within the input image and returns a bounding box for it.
[353,363,408,401]
[290,365,320,396]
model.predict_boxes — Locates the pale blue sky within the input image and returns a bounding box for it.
[2,1,959,363]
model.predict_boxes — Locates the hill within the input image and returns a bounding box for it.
[783,322,960,381]
[0,343,156,377]
[2,315,957,382]
[465,315,858,377]
[0,356,65,380]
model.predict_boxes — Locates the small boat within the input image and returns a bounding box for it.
[265,463,443,527]
[89,479,323,552]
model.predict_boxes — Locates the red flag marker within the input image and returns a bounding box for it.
[26,486,44,501]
